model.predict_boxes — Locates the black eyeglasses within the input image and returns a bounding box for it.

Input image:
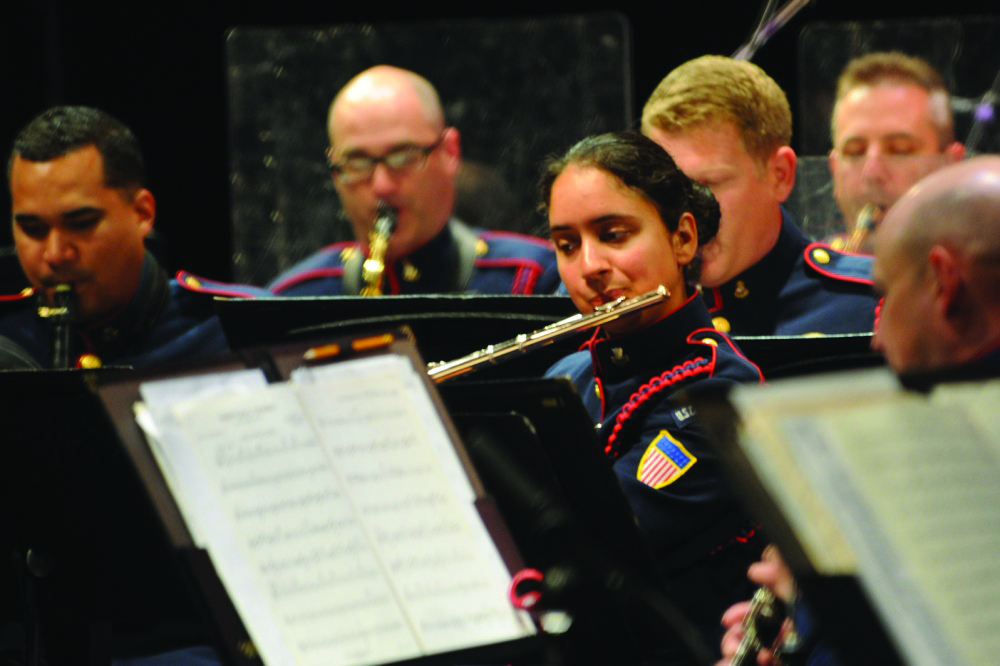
[329,132,447,184]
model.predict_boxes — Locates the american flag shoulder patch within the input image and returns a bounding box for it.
[637,430,697,489]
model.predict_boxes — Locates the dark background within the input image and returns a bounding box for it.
[0,1,995,286]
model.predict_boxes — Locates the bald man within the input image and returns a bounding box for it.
[718,156,1000,666]
[268,65,560,296]
[872,155,1000,374]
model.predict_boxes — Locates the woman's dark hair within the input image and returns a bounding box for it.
[539,131,721,286]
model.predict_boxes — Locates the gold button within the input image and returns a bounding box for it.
[20,287,34,297]
[184,275,202,288]
[403,261,420,281]
[77,354,102,369]
[700,337,718,347]
[734,280,749,299]
[237,641,258,658]
[712,317,731,333]
[340,246,358,262]
[476,239,489,257]
[812,248,831,264]
[594,383,602,401]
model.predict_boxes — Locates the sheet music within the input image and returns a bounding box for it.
[293,355,532,654]
[732,368,900,574]
[171,384,418,666]
[137,369,269,546]
[138,353,531,666]
[735,371,1000,666]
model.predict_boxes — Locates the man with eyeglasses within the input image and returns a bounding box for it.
[268,65,560,296]
[826,52,965,253]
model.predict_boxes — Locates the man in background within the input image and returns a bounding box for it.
[827,51,965,253]
[0,106,258,369]
[268,65,560,296]
[718,156,1000,665]
[642,55,877,336]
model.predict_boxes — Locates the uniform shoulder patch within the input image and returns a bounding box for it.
[803,242,873,286]
[175,271,270,298]
[637,430,697,489]
[0,287,34,303]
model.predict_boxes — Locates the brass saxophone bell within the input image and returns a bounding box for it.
[844,203,883,254]
[360,201,398,297]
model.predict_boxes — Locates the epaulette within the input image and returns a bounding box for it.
[175,271,270,298]
[0,287,35,304]
[478,230,554,252]
[687,328,764,382]
[316,241,360,265]
[803,242,873,286]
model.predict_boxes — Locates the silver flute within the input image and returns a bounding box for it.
[427,285,668,383]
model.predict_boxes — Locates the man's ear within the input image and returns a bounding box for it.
[945,141,965,164]
[767,146,797,203]
[928,244,962,318]
[827,148,840,178]
[132,188,156,239]
[440,126,462,176]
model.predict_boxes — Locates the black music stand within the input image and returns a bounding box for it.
[217,295,581,382]
[688,381,905,666]
[440,377,716,666]
[0,368,217,665]
[97,329,546,666]
[731,333,884,379]
[217,295,885,381]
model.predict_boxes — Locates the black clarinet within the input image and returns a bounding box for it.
[38,284,75,369]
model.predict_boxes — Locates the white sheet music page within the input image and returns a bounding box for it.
[169,382,420,666]
[293,354,533,655]
[773,378,1000,666]
[137,368,269,547]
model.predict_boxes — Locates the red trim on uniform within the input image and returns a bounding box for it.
[803,242,874,286]
[314,240,361,255]
[270,268,346,293]
[581,327,602,352]
[687,328,765,384]
[0,289,32,302]
[479,231,553,249]
[174,271,262,298]
[709,524,762,556]
[384,263,401,295]
[874,296,884,335]
[704,286,723,313]
[604,356,715,458]
[474,257,543,294]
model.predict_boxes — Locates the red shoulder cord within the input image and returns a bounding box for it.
[604,357,712,459]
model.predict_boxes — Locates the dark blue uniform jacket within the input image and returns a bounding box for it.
[267,218,561,296]
[546,294,765,649]
[0,255,258,369]
[702,213,877,336]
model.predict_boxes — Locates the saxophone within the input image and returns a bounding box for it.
[844,203,883,254]
[359,201,398,297]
